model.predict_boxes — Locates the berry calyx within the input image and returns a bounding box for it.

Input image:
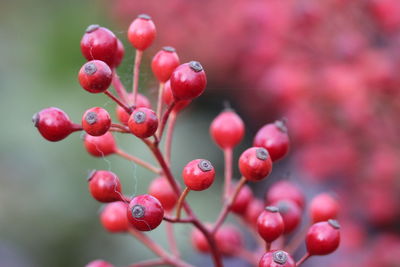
[259,250,296,267]
[80,25,117,67]
[310,193,339,223]
[163,80,191,113]
[152,46,180,82]
[127,194,164,231]
[82,107,111,136]
[148,176,178,211]
[100,201,129,232]
[86,259,114,267]
[170,61,207,100]
[182,159,215,191]
[88,170,123,202]
[306,220,341,255]
[115,93,151,125]
[127,14,156,51]
[210,109,245,149]
[273,200,302,234]
[128,107,158,138]
[33,107,75,142]
[239,147,273,182]
[231,184,254,214]
[257,206,284,243]
[83,132,116,157]
[253,120,290,162]
[266,180,305,209]
[78,60,112,93]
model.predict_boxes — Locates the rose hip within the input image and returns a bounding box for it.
[170,61,207,100]
[88,170,123,203]
[259,250,296,267]
[127,194,164,231]
[257,206,284,243]
[310,193,339,223]
[152,46,180,82]
[306,219,341,255]
[182,159,215,191]
[239,147,273,182]
[127,14,156,51]
[148,176,178,211]
[210,109,245,149]
[82,107,111,136]
[33,107,75,142]
[100,201,129,232]
[83,132,116,157]
[128,107,158,138]
[78,60,112,93]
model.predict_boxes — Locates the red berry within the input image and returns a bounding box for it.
[170,61,207,100]
[127,194,164,231]
[113,38,125,68]
[266,181,305,209]
[253,120,289,162]
[152,46,180,82]
[100,201,129,232]
[231,184,253,214]
[191,224,212,253]
[239,147,273,182]
[273,200,302,234]
[257,206,284,243]
[80,25,117,67]
[148,176,178,211]
[127,14,156,51]
[215,225,243,256]
[86,259,114,267]
[182,159,215,191]
[128,107,158,138]
[82,107,111,136]
[259,250,296,267]
[245,199,265,226]
[78,60,112,93]
[306,220,341,255]
[310,193,339,223]
[116,93,151,125]
[163,80,191,113]
[88,170,123,202]
[83,132,116,157]
[210,109,245,149]
[33,107,74,142]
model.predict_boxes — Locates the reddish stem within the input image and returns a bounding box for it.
[157,102,176,140]
[165,111,177,166]
[223,148,233,200]
[163,215,194,224]
[115,148,161,174]
[156,82,165,121]
[104,90,132,114]
[165,213,180,257]
[296,252,310,266]
[266,242,271,252]
[111,123,130,133]
[70,123,83,132]
[112,70,130,105]
[132,49,143,104]
[127,258,165,267]
[176,187,191,220]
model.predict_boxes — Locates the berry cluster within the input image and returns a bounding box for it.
[33,15,341,267]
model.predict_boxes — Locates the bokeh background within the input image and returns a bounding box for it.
[1,0,400,266]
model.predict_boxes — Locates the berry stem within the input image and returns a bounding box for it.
[104,90,132,114]
[115,148,161,174]
[127,258,165,267]
[156,82,165,121]
[176,187,191,220]
[111,123,130,133]
[132,49,143,104]
[70,123,83,132]
[165,111,177,166]
[112,70,130,105]
[163,215,193,223]
[157,102,176,140]
[165,214,180,257]
[223,147,233,200]
[266,242,271,252]
[296,252,310,266]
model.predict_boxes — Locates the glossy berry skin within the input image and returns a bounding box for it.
[182,159,215,191]
[253,120,289,162]
[239,147,273,182]
[100,201,129,232]
[259,250,296,267]
[170,61,207,100]
[231,184,253,214]
[127,194,164,231]
[83,132,116,157]
[113,38,125,68]
[273,200,302,234]
[33,107,74,142]
[306,220,341,255]
[152,46,180,82]
[88,170,122,203]
[127,14,156,51]
[257,206,284,243]
[310,193,339,223]
[245,199,265,226]
[86,260,114,267]
[82,107,111,136]
[128,107,158,138]
[163,80,191,113]
[116,93,151,125]
[148,176,178,211]
[210,109,245,149]
[78,60,112,93]
[266,181,305,209]
[80,25,117,67]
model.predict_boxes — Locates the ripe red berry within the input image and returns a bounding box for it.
[163,80,191,113]
[33,107,74,142]
[210,109,245,149]
[86,259,114,267]
[113,38,125,68]
[239,147,273,182]
[191,224,212,253]
[310,193,339,223]
[259,250,296,267]
[231,184,253,214]
[257,206,284,243]
[182,159,215,191]
[82,107,111,136]
[151,46,180,82]
[306,220,341,255]
[83,132,116,157]
[170,61,207,100]
[127,14,156,51]
[78,60,112,93]
[127,194,164,231]
[80,25,117,67]
[100,201,129,233]
[215,225,243,256]
[245,198,264,226]
[88,170,123,203]
[273,200,302,234]
[116,93,151,125]
[253,120,289,162]
[148,176,178,211]
[266,181,305,209]
[128,107,158,138]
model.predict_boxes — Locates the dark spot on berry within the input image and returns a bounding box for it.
[266,206,279,213]
[198,160,213,172]
[273,251,288,265]
[163,46,176,52]
[138,14,152,20]
[134,111,146,124]
[87,170,97,182]
[84,63,97,75]
[189,61,203,72]
[275,120,288,133]
[132,205,145,218]
[86,24,100,33]
[85,112,98,125]
[32,113,39,127]
[276,201,289,213]
[256,148,269,161]
[328,219,341,229]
